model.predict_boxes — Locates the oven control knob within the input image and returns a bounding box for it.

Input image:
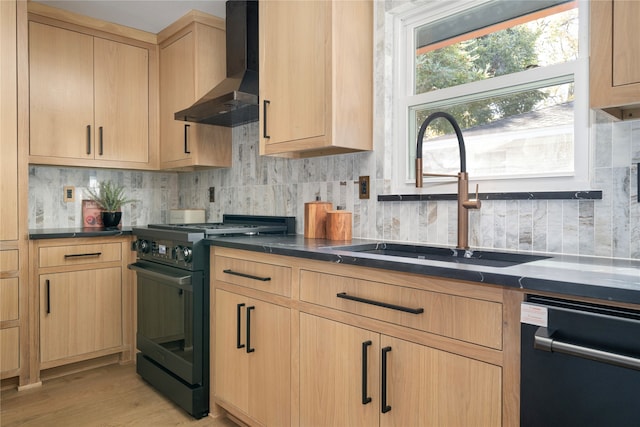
[181,247,193,263]
[138,239,151,254]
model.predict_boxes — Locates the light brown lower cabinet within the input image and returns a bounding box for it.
[39,268,122,365]
[214,288,291,426]
[1,328,20,373]
[211,247,520,426]
[299,313,501,427]
[28,237,134,383]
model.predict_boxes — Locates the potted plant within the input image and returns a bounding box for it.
[85,180,135,229]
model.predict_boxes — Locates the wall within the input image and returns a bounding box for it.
[28,166,178,228]
[28,2,640,260]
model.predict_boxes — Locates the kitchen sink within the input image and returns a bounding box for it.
[326,243,549,268]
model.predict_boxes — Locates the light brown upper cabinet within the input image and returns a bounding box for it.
[28,20,156,169]
[1,0,18,243]
[158,14,232,170]
[590,0,640,118]
[259,0,373,158]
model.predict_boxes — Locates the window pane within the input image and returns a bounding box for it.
[415,4,578,94]
[413,82,574,178]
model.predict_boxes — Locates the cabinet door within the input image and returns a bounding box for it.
[94,38,149,163]
[40,267,122,363]
[247,297,290,426]
[300,313,379,427]
[214,289,250,412]
[612,0,640,87]
[214,288,291,426]
[0,0,18,241]
[260,0,326,145]
[1,328,19,373]
[380,335,501,427]
[29,22,94,159]
[160,32,195,164]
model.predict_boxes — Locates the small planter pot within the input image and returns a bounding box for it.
[101,211,122,229]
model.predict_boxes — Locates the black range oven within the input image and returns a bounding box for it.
[129,215,295,419]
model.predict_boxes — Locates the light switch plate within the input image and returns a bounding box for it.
[359,176,370,199]
[64,186,75,202]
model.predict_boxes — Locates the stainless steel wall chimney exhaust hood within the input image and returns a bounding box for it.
[175,0,258,127]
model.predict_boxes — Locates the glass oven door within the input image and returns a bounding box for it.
[129,260,204,385]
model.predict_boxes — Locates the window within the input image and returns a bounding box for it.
[392,0,589,194]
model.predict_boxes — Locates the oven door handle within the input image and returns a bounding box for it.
[128,262,192,288]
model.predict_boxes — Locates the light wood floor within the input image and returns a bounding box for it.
[0,363,239,427]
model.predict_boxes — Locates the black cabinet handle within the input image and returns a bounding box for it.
[336,292,424,315]
[184,124,191,154]
[246,306,255,353]
[64,252,102,259]
[86,125,91,154]
[381,346,392,413]
[46,279,51,314]
[223,269,271,282]
[236,303,245,349]
[263,100,270,139]
[362,340,372,404]
[98,126,104,155]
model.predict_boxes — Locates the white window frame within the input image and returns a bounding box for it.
[390,0,591,194]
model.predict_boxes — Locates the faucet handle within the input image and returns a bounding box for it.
[463,184,482,209]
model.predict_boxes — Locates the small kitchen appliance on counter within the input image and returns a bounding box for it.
[129,214,295,418]
[169,209,205,224]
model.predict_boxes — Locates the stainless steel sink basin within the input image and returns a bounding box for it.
[327,243,549,268]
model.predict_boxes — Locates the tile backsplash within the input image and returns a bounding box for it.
[29,111,640,260]
[28,2,640,260]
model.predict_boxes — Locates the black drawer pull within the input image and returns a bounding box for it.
[336,292,424,314]
[223,269,271,282]
[362,340,372,404]
[64,252,102,259]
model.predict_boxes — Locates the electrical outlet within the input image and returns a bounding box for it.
[358,176,370,199]
[209,187,215,203]
[64,186,75,202]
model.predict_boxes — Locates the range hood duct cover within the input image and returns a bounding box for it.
[175,0,258,127]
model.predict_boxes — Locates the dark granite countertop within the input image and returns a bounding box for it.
[205,235,640,306]
[29,227,134,239]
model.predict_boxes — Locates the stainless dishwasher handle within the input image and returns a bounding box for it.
[534,327,640,371]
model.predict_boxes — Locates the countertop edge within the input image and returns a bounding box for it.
[206,236,640,306]
[29,227,134,239]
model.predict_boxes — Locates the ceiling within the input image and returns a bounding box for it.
[33,0,227,34]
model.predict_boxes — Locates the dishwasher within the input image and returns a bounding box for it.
[520,295,640,427]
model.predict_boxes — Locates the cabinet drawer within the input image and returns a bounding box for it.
[1,278,19,321]
[39,243,121,268]
[214,256,291,297]
[1,327,19,373]
[0,250,18,272]
[300,270,503,350]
